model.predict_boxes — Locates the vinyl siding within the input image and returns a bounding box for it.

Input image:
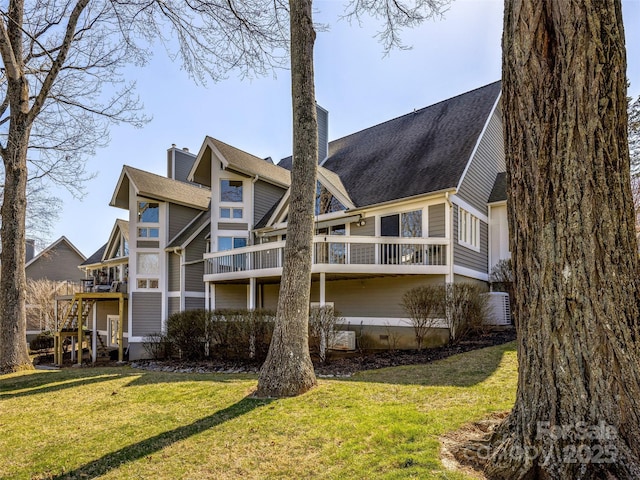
[137,241,160,249]
[96,301,126,332]
[169,204,201,241]
[317,106,329,161]
[456,109,505,214]
[131,292,162,336]
[214,284,247,309]
[185,229,207,292]
[168,253,180,291]
[453,206,489,273]
[173,149,197,183]
[261,276,445,318]
[350,216,375,236]
[168,297,180,316]
[218,222,249,231]
[428,204,446,237]
[25,242,85,282]
[185,297,205,310]
[254,180,286,226]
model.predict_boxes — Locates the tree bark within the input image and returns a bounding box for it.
[255,0,317,397]
[486,1,640,478]
[0,0,33,373]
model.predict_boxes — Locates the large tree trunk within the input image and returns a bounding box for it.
[486,1,640,478]
[255,0,317,397]
[0,116,32,373]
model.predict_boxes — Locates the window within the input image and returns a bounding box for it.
[221,180,243,202]
[136,252,158,288]
[315,182,345,216]
[137,227,159,238]
[137,279,159,289]
[218,237,247,251]
[138,202,159,223]
[220,207,243,219]
[381,210,422,238]
[458,207,480,250]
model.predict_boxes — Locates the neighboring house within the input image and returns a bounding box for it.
[188,81,508,350]
[26,236,86,335]
[26,236,86,283]
[63,81,512,360]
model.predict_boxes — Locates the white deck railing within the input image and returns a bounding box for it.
[204,236,448,276]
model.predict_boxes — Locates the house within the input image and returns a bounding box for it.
[25,236,86,335]
[57,81,511,361]
[188,81,508,350]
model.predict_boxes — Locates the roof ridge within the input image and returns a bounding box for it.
[328,80,501,148]
[207,136,268,163]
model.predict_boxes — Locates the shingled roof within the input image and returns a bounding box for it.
[321,82,501,207]
[111,166,211,210]
[81,243,107,267]
[488,172,508,203]
[166,211,210,250]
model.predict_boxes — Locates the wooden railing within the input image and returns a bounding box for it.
[204,236,448,276]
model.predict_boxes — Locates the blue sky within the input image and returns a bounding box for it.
[46,0,640,258]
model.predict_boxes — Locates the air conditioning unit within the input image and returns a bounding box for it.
[484,292,512,325]
[329,330,356,351]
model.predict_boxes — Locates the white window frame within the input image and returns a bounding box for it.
[458,207,480,251]
[220,207,243,219]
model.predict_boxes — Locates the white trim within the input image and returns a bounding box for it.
[453,265,489,282]
[343,316,449,329]
[449,194,488,223]
[456,91,502,192]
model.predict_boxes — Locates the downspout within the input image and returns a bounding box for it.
[445,192,455,284]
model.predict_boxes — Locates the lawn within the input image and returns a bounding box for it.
[0,342,516,480]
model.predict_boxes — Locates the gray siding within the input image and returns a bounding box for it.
[168,252,180,291]
[254,180,286,227]
[137,240,159,249]
[428,204,446,237]
[169,204,201,241]
[185,229,207,292]
[168,297,180,316]
[173,149,197,183]
[350,216,375,236]
[262,276,445,318]
[26,242,85,282]
[456,110,505,214]
[214,284,246,309]
[131,292,162,336]
[453,206,489,273]
[185,297,205,310]
[317,105,329,161]
[96,301,126,332]
[185,263,204,292]
[218,222,249,231]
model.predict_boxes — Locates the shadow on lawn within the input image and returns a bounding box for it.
[348,342,517,388]
[0,367,253,400]
[50,396,272,480]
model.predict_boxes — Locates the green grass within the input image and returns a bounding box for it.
[0,342,516,480]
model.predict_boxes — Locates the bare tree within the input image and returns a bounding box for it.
[486,1,640,478]
[401,285,443,350]
[26,279,81,332]
[629,94,640,175]
[0,0,288,373]
[256,0,450,397]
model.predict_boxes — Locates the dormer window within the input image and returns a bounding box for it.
[221,180,243,202]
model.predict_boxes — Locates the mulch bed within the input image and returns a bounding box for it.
[130,328,516,377]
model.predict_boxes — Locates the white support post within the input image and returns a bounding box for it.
[91,306,97,364]
[205,282,210,310]
[248,278,256,310]
[319,272,326,307]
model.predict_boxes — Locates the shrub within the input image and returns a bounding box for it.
[401,285,445,350]
[166,309,213,360]
[29,333,54,352]
[444,283,488,342]
[142,332,173,360]
[308,305,341,363]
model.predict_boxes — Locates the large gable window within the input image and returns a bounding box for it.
[221,180,243,202]
[458,207,480,250]
[315,182,345,216]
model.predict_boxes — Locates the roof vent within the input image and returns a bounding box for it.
[183,147,189,152]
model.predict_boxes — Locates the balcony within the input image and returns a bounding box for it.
[204,236,449,281]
